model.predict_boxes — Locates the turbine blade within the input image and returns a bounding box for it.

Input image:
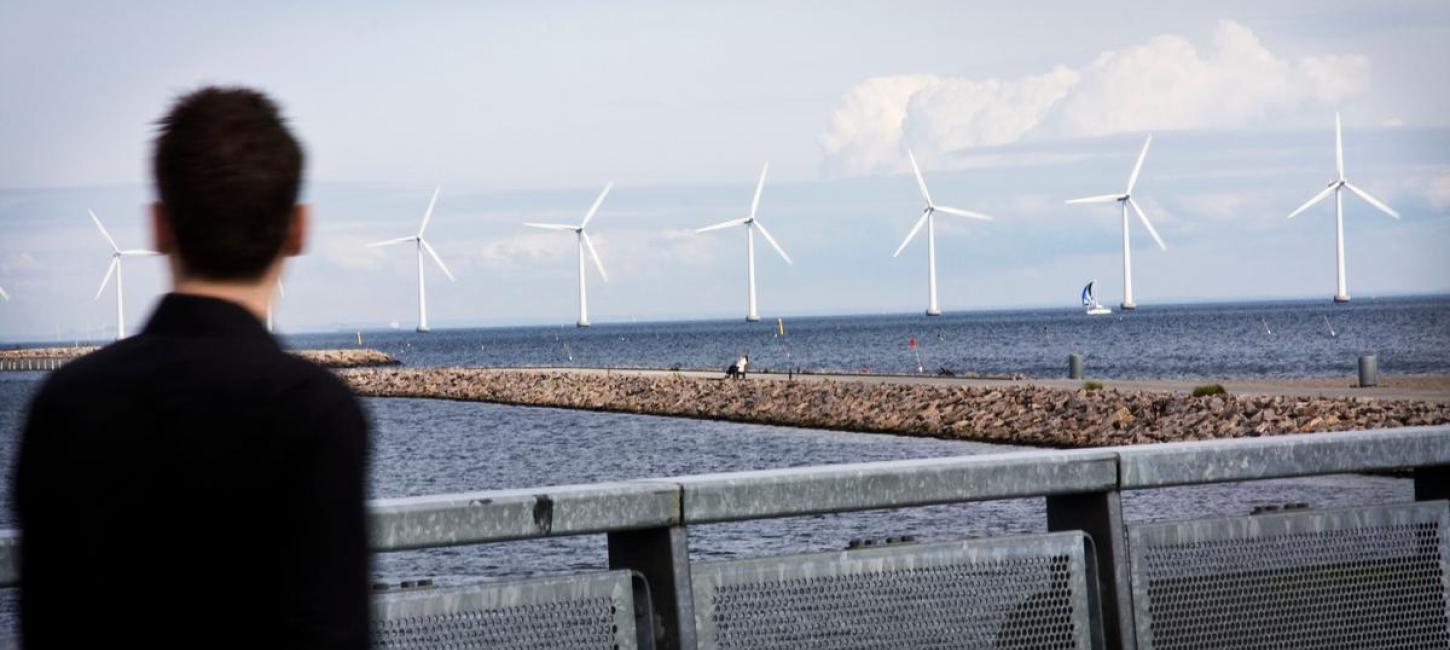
[1335,113,1344,180]
[89,210,119,252]
[1127,135,1152,194]
[1065,194,1122,205]
[277,279,285,298]
[579,182,613,229]
[696,217,750,233]
[754,220,792,265]
[933,205,994,221]
[94,257,118,300]
[581,231,607,281]
[366,236,417,247]
[1128,198,1167,251]
[907,150,932,206]
[418,185,441,236]
[0,285,8,301]
[749,163,769,220]
[1286,185,1335,220]
[1344,182,1400,220]
[120,249,160,256]
[893,210,930,257]
[522,223,578,231]
[420,238,455,281]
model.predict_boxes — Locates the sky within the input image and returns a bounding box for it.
[2,1,1449,341]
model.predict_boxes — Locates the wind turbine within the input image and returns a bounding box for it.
[90,210,159,340]
[524,182,612,327]
[367,186,454,332]
[1286,113,1399,303]
[697,163,792,322]
[892,150,994,316]
[266,279,284,333]
[1065,135,1166,310]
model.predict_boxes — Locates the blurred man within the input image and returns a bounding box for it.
[13,87,370,648]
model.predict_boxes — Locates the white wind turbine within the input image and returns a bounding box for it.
[90,210,159,340]
[1286,113,1399,303]
[892,150,994,316]
[524,182,612,328]
[367,186,454,332]
[697,164,792,322]
[266,279,284,333]
[1065,136,1166,310]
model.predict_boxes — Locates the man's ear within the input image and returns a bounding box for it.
[282,205,308,257]
[150,202,175,254]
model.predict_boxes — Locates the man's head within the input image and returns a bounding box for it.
[152,86,306,283]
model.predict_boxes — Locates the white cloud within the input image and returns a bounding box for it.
[822,21,1370,175]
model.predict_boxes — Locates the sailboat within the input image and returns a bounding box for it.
[1082,281,1112,316]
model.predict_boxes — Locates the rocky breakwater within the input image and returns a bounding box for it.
[1,346,397,370]
[341,368,1450,447]
[293,349,401,369]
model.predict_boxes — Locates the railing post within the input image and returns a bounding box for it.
[608,525,697,650]
[1415,465,1449,503]
[1047,490,1135,650]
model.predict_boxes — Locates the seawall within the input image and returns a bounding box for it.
[341,367,1450,447]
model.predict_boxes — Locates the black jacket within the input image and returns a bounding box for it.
[13,293,370,648]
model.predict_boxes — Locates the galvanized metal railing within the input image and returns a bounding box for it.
[2,425,1447,649]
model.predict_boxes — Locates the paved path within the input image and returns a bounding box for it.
[465,366,1450,404]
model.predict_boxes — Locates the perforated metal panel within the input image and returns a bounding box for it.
[690,532,1099,649]
[373,570,649,650]
[1128,501,1450,649]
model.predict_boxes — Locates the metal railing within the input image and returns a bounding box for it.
[1,424,1447,649]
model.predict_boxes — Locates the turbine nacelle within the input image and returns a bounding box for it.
[1064,135,1167,252]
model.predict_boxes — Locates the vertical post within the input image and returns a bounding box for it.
[926,213,940,316]
[1415,465,1449,503]
[1047,491,1136,650]
[1068,353,1084,380]
[746,224,759,322]
[578,234,590,327]
[608,526,697,650]
[1334,187,1348,302]
[416,241,429,332]
[116,261,126,339]
[1120,202,1134,311]
[1357,354,1378,388]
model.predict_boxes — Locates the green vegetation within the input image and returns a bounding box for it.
[1192,383,1227,397]
[1082,381,1104,392]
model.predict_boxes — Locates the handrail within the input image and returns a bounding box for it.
[1114,424,1450,489]
[370,481,680,551]
[1,425,1446,589]
[660,448,1118,524]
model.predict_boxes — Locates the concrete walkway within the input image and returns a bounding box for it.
[465,366,1450,404]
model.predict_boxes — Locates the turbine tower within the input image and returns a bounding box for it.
[90,210,158,340]
[697,163,792,322]
[892,150,994,316]
[524,182,612,327]
[367,186,455,332]
[266,279,284,333]
[1286,113,1399,303]
[1065,136,1167,310]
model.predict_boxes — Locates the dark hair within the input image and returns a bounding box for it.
[153,86,304,280]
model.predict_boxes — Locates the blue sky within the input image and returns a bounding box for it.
[2,1,1448,341]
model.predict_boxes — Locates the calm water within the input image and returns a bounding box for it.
[1,297,1437,633]
[282,296,1450,378]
